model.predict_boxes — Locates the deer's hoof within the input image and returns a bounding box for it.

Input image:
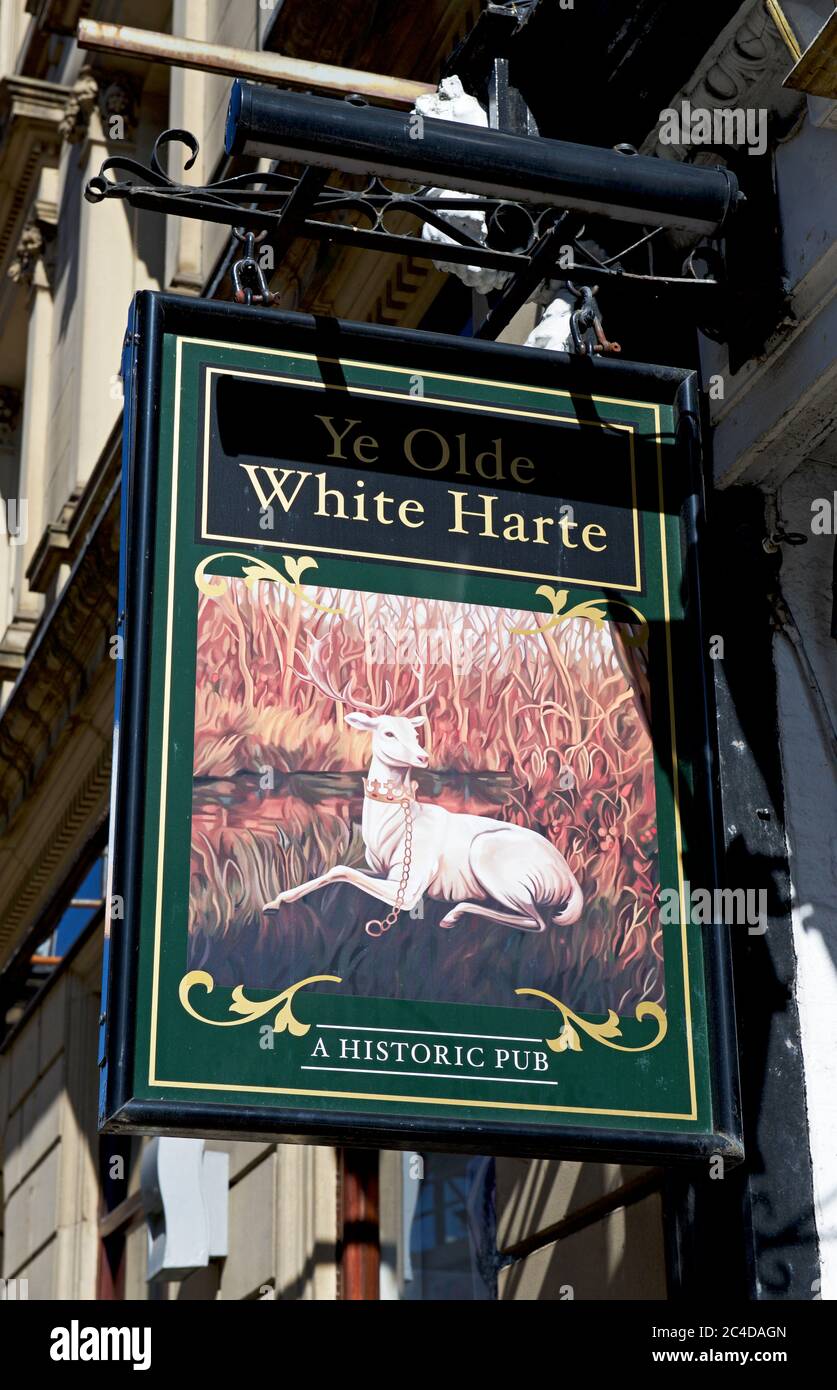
[438,913,459,929]
[263,898,285,911]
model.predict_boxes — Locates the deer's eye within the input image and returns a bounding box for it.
[384,731,395,738]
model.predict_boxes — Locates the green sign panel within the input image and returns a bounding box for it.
[101,293,741,1163]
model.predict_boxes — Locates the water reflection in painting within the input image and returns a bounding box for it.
[189,579,661,1014]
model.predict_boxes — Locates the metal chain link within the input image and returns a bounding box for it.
[365,797,414,938]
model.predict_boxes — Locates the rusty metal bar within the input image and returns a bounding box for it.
[339,1148,380,1300]
[76,20,434,108]
[97,1189,145,1241]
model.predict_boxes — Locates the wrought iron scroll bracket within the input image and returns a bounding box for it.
[85,127,725,337]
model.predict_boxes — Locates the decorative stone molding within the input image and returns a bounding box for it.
[0,385,22,446]
[0,75,70,280]
[642,0,804,160]
[368,255,434,328]
[7,215,55,287]
[59,65,139,145]
[524,291,575,353]
[26,417,121,597]
[0,475,118,833]
[99,73,139,135]
[0,617,37,683]
[57,65,99,144]
[0,742,111,964]
[24,0,88,39]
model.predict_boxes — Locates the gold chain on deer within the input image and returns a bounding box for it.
[365,797,414,938]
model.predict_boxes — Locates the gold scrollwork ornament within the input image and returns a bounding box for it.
[511,585,648,647]
[179,970,341,1035]
[194,551,343,614]
[516,987,667,1052]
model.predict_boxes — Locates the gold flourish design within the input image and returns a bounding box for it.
[179,970,342,1034]
[194,552,343,614]
[511,584,648,646]
[516,988,667,1053]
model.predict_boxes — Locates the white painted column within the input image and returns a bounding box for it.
[165,0,210,293]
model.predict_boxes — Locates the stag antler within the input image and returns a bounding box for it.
[399,654,439,718]
[294,633,393,714]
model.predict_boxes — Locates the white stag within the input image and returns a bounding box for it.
[263,639,583,937]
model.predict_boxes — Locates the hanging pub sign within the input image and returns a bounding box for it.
[100,292,741,1162]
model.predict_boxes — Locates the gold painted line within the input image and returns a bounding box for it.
[148,337,183,1083]
[629,431,642,597]
[179,334,667,416]
[201,362,636,434]
[655,404,698,1121]
[764,0,803,60]
[146,1074,697,1121]
[149,347,698,1126]
[200,530,643,594]
[200,377,212,555]
[300,1066,560,1086]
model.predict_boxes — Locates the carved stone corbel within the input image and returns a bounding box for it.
[8,214,56,288]
[98,73,139,141]
[59,65,139,145]
[0,385,22,447]
[642,0,803,162]
[58,65,100,143]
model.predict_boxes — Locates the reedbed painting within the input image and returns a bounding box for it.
[189,577,662,1014]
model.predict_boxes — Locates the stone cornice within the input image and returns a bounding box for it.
[26,414,121,594]
[642,0,804,159]
[0,416,119,953]
[0,743,110,969]
[0,74,71,280]
[24,0,87,39]
[0,467,119,836]
[58,64,140,146]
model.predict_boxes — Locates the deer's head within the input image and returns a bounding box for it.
[345,712,429,770]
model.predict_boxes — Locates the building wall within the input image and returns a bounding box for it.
[0,937,100,1298]
[698,79,836,1298]
[119,1138,338,1301]
[773,457,837,1299]
[493,1160,667,1299]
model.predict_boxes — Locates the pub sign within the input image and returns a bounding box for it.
[100,292,741,1162]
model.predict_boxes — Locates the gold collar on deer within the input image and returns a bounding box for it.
[363,778,418,804]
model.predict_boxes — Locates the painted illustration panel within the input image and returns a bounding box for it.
[190,579,660,1019]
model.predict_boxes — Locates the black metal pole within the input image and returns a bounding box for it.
[225,81,741,235]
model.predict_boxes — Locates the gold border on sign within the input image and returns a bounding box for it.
[197,360,643,594]
[147,334,697,1125]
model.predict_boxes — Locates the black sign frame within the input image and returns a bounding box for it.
[100,291,742,1165]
